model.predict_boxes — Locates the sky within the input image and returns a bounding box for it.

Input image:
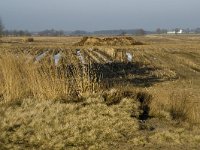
[0,0,200,31]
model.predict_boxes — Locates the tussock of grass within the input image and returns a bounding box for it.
[169,91,200,123]
[136,92,152,120]
[22,37,34,43]
[103,89,130,105]
[148,86,200,124]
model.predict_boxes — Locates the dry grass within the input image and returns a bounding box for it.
[24,37,34,42]
[0,52,100,102]
[0,92,141,149]
[0,35,200,149]
[0,53,30,101]
[148,83,200,124]
[169,90,200,123]
[0,94,200,149]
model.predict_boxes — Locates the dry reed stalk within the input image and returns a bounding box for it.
[0,51,101,101]
[0,53,30,101]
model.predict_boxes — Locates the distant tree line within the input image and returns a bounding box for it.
[3,29,65,37]
[93,29,151,35]
[194,28,200,34]
[2,16,200,37]
[3,30,31,36]
[37,29,64,36]
[2,28,200,37]
[156,28,168,34]
[70,30,89,35]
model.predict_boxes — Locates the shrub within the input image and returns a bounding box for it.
[25,37,34,42]
[136,92,152,120]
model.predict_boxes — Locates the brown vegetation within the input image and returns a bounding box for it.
[75,36,143,46]
[25,37,34,42]
[0,52,99,102]
[0,35,200,149]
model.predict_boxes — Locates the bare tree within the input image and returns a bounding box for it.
[156,28,161,34]
[175,28,179,34]
[156,28,168,34]
[0,18,4,37]
[135,29,146,36]
[120,31,126,36]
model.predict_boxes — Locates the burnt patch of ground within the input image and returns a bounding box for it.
[88,62,171,88]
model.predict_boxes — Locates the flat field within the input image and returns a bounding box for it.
[0,35,200,149]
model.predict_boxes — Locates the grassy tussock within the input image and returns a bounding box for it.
[169,91,200,123]
[149,87,200,124]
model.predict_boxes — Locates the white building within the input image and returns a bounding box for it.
[167,31,176,34]
[177,29,183,34]
[167,29,183,34]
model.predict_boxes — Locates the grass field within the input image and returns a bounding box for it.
[0,35,200,149]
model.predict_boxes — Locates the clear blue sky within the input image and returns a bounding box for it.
[0,0,200,31]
